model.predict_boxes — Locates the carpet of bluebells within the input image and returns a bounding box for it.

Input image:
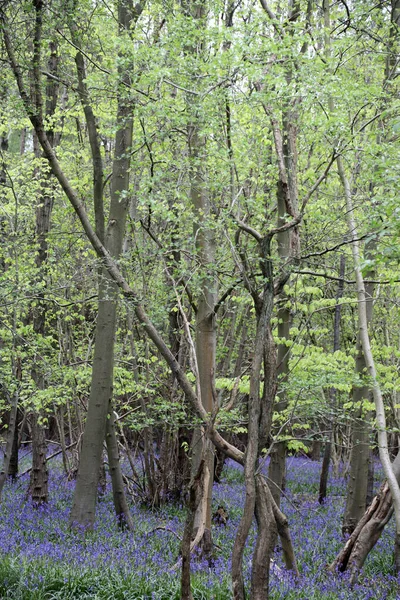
[0,451,398,599]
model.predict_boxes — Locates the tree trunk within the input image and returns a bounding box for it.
[267,62,300,508]
[70,276,118,526]
[366,450,375,507]
[70,0,144,529]
[343,251,375,534]
[0,390,19,497]
[337,104,400,585]
[329,452,400,581]
[28,37,59,504]
[184,0,217,555]
[319,254,345,504]
[29,412,48,505]
[189,146,216,549]
[321,3,400,566]
[233,308,250,377]
[8,407,19,480]
[342,372,371,535]
[105,409,134,529]
[181,460,206,600]
[231,236,296,599]
[251,475,277,599]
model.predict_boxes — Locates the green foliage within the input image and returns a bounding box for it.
[0,0,399,507]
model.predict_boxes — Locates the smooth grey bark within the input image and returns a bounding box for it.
[337,94,400,586]
[342,346,373,534]
[342,231,375,533]
[184,0,216,555]
[73,19,134,523]
[70,0,144,529]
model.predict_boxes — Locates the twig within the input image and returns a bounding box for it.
[145,526,182,541]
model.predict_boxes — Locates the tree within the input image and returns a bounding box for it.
[69,0,144,531]
[1,0,400,598]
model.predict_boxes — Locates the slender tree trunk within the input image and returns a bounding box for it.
[337,114,400,581]
[55,406,70,476]
[343,249,375,533]
[231,236,297,599]
[70,0,144,529]
[29,412,48,504]
[105,409,134,529]
[342,358,371,535]
[184,0,217,556]
[8,406,19,480]
[267,70,300,508]
[267,190,293,505]
[233,307,250,377]
[319,255,345,503]
[29,36,60,505]
[0,390,18,497]
[181,460,206,600]
[366,450,375,507]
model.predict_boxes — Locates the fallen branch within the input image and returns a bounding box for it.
[145,526,182,542]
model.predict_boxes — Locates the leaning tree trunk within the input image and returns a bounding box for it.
[329,451,400,582]
[338,149,400,576]
[326,0,400,574]
[335,117,400,574]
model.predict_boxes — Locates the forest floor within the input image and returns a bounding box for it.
[0,452,397,599]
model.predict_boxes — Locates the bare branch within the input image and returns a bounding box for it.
[233,217,263,244]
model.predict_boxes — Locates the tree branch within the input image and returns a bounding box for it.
[2,9,243,466]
